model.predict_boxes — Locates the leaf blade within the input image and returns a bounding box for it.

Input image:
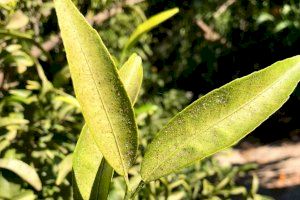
[73,125,113,200]
[56,154,73,185]
[0,159,42,191]
[119,53,143,104]
[54,0,138,175]
[73,53,143,199]
[141,56,300,182]
[124,7,179,51]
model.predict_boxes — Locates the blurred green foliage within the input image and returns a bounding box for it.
[0,0,299,199]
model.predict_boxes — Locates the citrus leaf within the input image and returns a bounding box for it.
[56,154,73,185]
[119,53,143,104]
[123,7,179,52]
[54,0,138,175]
[141,56,300,182]
[73,125,113,200]
[0,159,42,191]
[73,53,143,199]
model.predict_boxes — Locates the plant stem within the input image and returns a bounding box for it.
[123,175,131,200]
[123,179,145,200]
[131,181,145,199]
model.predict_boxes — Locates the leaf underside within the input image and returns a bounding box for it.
[72,53,143,200]
[55,0,138,175]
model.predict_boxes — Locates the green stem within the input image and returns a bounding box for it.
[131,181,145,199]
[123,180,145,200]
[123,175,131,200]
[119,48,128,66]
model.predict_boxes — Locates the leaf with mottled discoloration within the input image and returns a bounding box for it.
[141,56,300,182]
[73,53,143,200]
[54,0,138,175]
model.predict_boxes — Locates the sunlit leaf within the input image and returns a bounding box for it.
[256,12,274,25]
[54,0,138,175]
[73,53,143,199]
[0,117,28,128]
[0,171,21,199]
[56,154,73,185]
[274,21,292,32]
[123,7,179,52]
[141,56,300,182]
[12,190,36,200]
[119,53,143,104]
[55,95,81,109]
[0,159,42,191]
[73,126,113,200]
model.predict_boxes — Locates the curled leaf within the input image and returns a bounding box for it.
[56,154,73,185]
[0,159,42,191]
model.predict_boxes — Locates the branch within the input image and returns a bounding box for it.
[195,19,226,44]
[213,0,236,19]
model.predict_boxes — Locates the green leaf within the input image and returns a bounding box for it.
[0,171,21,199]
[56,154,73,185]
[55,95,81,109]
[54,0,138,175]
[73,125,113,200]
[12,190,36,200]
[123,7,179,52]
[141,56,300,182]
[119,53,143,104]
[73,53,143,199]
[0,159,42,191]
[89,158,114,200]
[251,174,259,196]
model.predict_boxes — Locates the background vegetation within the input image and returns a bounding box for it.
[0,0,299,199]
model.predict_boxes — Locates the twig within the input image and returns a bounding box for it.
[213,0,236,19]
[195,19,226,44]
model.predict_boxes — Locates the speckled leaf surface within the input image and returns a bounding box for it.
[141,56,300,182]
[54,0,138,175]
[72,54,143,200]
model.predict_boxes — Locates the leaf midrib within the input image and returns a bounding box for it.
[144,64,298,180]
[70,19,126,175]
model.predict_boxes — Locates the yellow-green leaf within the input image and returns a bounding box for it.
[56,154,73,185]
[141,56,300,182]
[73,53,143,200]
[0,159,42,191]
[119,53,143,104]
[123,7,179,52]
[73,126,113,200]
[54,0,138,175]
